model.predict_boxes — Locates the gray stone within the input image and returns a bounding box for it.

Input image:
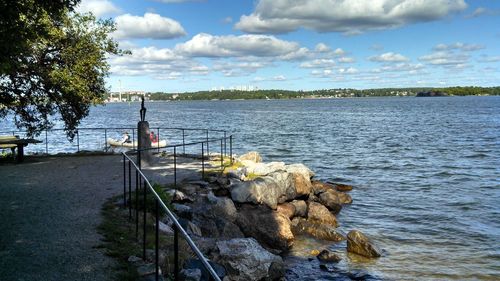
[307,202,338,227]
[347,230,382,258]
[285,163,315,179]
[158,221,174,235]
[318,190,343,214]
[230,171,295,209]
[179,268,201,281]
[137,263,157,276]
[172,203,192,219]
[290,200,307,217]
[244,162,286,177]
[188,180,210,188]
[215,238,283,281]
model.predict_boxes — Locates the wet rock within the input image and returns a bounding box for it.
[317,250,342,263]
[230,171,295,209]
[318,190,343,214]
[235,204,294,251]
[290,200,307,217]
[276,203,296,219]
[347,230,381,258]
[291,218,344,242]
[307,202,338,227]
[215,238,283,281]
[291,172,312,197]
[311,180,335,195]
[327,181,354,192]
[238,151,263,163]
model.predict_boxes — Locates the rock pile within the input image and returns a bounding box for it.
[159,151,380,281]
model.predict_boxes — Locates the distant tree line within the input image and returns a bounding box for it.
[144,86,500,101]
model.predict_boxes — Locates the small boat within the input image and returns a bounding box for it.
[107,138,167,148]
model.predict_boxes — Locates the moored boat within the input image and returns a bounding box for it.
[107,138,167,148]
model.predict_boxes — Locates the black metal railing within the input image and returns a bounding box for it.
[122,132,234,281]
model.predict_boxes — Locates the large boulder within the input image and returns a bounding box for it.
[311,180,335,195]
[318,190,344,214]
[346,230,382,258]
[215,238,284,281]
[230,171,295,209]
[285,163,315,179]
[238,151,263,163]
[290,172,312,197]
[235,204,294,251]
[276,203,295,219]
[244,161,286,177]
[307,202,338,227]
[291,218,344,242]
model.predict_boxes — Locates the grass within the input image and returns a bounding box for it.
[98,189,195,281]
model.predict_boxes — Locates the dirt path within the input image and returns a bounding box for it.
[0,155,124,281]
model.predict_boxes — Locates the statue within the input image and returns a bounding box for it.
[140,96,146,121]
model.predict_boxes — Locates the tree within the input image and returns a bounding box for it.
[0,0,124,139]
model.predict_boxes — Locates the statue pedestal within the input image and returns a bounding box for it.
[137,121,152,167]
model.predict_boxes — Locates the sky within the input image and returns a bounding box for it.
[76,0,500,93]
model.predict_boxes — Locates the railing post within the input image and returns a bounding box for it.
[45,130,48,154]
[224,131,227,157]
[206,130,209,158]
[174,146,177,190]
[143,180,147,260]
[182,129,185,155]
[230,135,233,164]
[136,170,139,240]
[220,139,223,170]
[76,130,80,152]
[201,142,205,179]
[155,199,159,281]
[128,160,132,220]
[104,129,108,152]
[174,226,179,281]
[123,155,126,206]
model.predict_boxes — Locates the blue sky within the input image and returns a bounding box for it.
[77,0,500,92]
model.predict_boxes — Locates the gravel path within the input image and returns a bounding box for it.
[0,155,124,281]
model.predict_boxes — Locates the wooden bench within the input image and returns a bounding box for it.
[0,135,42,163]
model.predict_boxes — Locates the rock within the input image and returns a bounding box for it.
[276,203,295,219]
[235,204,294,251]
[327,181,353,192]
[145,249,166,265]
[307,202,338,227]
[266,261,286,281]
[137,263,156,276]
[215,238,283,281]
[192,214,244,239]
[192,237,217,256]
[290,172,312,197]
[318,190,343,214]
[310,249,320,256]
[179,218,202,237]
[244,161,286,177]
[285,163,315,179]
[291,218,344,242]
[128,255,143,265]
[173,203,192,219]
[178,184,201,196]
[290,200,307,217]
[317,250,342,263]
[230,171,295,209]
[183,259,226,281]
[167,190,194,203]
[188,180,210,188]
[311,180,334,195]
[195,194,237,222]
[179,268,201,281]
[238,151,263,163]
[346,230,382,258]
[158,221,174,235]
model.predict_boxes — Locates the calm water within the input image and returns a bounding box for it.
[2,96,499,280]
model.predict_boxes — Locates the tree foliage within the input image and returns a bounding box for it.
[0,0,123,139]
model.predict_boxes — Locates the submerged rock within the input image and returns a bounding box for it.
[317,249,342,263]
[235,204,294,251]
[215,238,283,281]
[307,202,338,227]
[346,230,382,258]
[291,218,344,242]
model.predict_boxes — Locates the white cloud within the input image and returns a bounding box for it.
[419,51,469,66]
[222,17,233,24]
[371,63,425,73]
[478,55,500,63]
[114,13,186,39]
[369,52,409,62]
[338,57,355,63]
[433,42,484,52]
[333,48,345,56]
[235,0,467,34]
[315,43,331,53]
[154,0,205,3]
[175,33,301,58]
[338,67,359,74]
[213,61,269,77]
[300,59,335,69]
[77,0,120,17]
